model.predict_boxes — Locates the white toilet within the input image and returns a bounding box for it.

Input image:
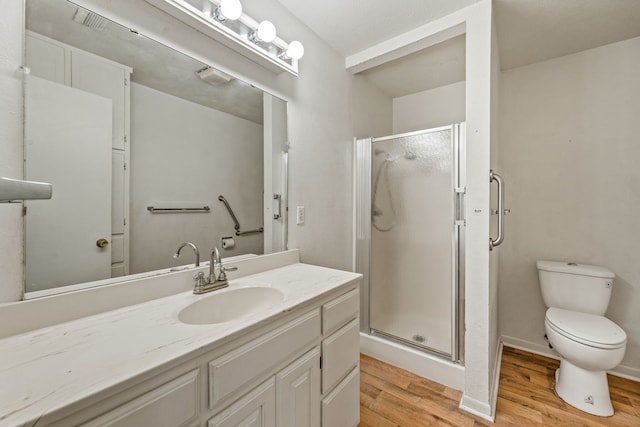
[537,260,627,417]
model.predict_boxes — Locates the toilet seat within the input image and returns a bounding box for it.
[546,308,626,350]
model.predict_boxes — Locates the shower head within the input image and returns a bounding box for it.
[374,148,416,162]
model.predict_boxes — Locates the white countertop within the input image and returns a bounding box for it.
[0,263,361,427]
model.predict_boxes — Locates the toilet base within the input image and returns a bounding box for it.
[555,359,614,417]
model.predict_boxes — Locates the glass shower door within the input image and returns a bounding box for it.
[369,126,459,357]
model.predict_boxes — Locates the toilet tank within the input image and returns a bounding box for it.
[537,260,615,315]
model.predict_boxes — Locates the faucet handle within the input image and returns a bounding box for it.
[193,271,206,290]
[217,265,238,282]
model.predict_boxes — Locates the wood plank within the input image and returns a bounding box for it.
[359,405,398,427]
[359,347,640,426]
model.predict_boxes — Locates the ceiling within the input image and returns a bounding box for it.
[358,35,465,99]
[277,0,640,97]
[27,0,264,124]
[275,0,480,57]
[495,0,640,70]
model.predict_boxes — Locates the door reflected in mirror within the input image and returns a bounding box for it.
[24,0,288,296]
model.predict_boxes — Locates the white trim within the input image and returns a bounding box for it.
[489,341,504,421]
[346,21,465,74]
[459,393,493,422]
[351,137,357,273]
[459,340,502,422]
[501,335,640,382]
[501,335,560,360]
[360,333,465,391]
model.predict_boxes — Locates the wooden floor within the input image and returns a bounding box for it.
[359,346,640,426]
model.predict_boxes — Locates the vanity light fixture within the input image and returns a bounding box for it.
[212,0,242,21]
[280,40,305,60]
[249,20,277,43]
[144,0,304,76]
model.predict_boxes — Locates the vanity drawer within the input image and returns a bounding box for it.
[81,369,199,427]
[208,378,276,427]
[322,288,359,335]
[209,309,321,408]
[321,318,359,394]
[321,367,360,427]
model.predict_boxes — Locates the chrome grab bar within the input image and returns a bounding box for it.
[218,195,264,236]
[147,206,210,213]
[273,193,282,220]
[489,170,506,250]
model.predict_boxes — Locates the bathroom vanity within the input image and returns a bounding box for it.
[0,251,362,427]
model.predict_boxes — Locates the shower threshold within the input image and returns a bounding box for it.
[370,328,451,360]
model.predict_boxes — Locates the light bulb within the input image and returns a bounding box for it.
[256,21,277,43]
[215,0,242,21]
[286,40,304,60]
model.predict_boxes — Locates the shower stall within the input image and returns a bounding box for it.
[355,124,466,365]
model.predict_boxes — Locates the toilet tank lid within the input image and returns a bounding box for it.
[536,260,614,278]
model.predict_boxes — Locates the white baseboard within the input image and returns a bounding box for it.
[458,340,502,423]
[501,335,640,382]
[360,332,465,391]
[459,394,494,422]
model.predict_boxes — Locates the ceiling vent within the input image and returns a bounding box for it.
[73,8,108,32]
[195,66,233,86]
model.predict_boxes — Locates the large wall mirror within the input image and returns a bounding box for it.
[23,0,288,297]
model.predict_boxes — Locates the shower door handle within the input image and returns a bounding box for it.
[489,170,505,250]
[455,187,466,226]
[273,193,282,220]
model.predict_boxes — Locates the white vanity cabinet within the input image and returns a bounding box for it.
[37,285,360,427]
[206,286,360,427]
[208,378,276,427]
[319,288,361,427]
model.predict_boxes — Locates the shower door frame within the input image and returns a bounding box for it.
[355,124,466,363]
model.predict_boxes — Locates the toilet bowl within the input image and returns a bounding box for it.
[545,307,626,416]
[537,260,627,417]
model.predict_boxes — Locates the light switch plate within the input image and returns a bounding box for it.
[296,206,305,225]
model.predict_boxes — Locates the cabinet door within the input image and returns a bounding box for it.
[208,379,275,427]
[26,33,67,84]
[71,50,127,150]
[111,150,125,235]
[322,319,360,394]
[276,348,320,427]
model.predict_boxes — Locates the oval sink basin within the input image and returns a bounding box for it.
[178,286,284,325]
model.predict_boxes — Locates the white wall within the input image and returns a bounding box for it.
[130,83,263,273]
[0,1,25,303]
[499,36,640,376]
[488,12,501,412]
[392,81,465,134]
[460,1,494,418]
[351,74,392,139]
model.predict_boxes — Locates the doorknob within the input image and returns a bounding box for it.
[96,238,109,248]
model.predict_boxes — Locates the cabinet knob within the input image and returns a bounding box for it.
[96,238,109,248]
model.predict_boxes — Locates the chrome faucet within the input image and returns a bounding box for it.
[193,247,237,294]
[208,247,222,283]
[173,242,200,267]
